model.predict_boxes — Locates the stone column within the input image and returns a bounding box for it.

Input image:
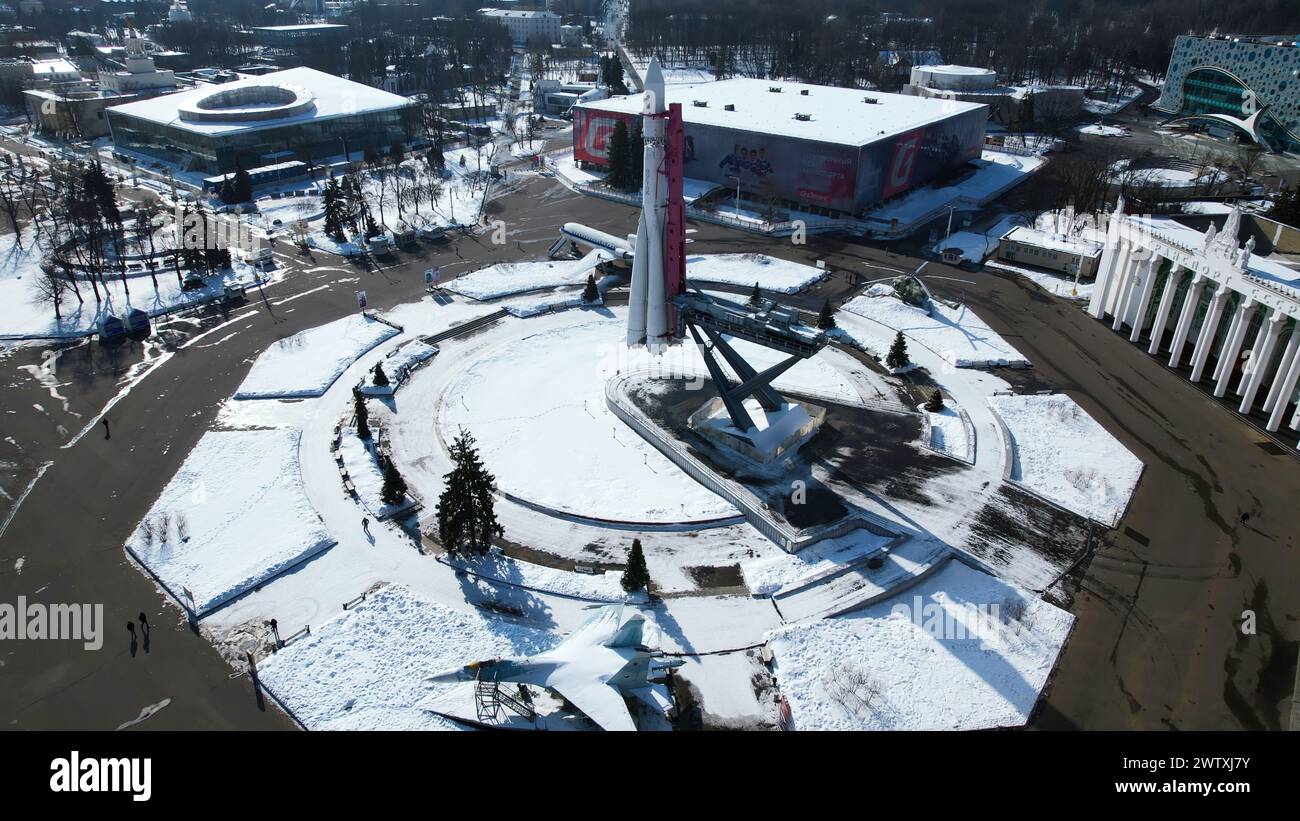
[1213,299,1256,398]
[1088,238,1125,319]
[1147,265,1185,355]
[1110,247,1141,331]
[1168,275,1206,368]
[1128,256,1163,343]
[1189,285,1229,383]
[1212,297,1247,383]
[1238,310,1285,412]
[1262,329,1300,414]
[1266,340,1300,432]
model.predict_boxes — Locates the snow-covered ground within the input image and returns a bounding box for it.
[446,254,608,300]
[686,253,827,294]
[924,403,972,462]
[1109,159,1228,189]
[933,214,1023,263]
[256,584,554,730]
[338,427,416,520]
[739,529,896,596]
[446,552,634,603]
[435,309,865,523]
[768,558,1074,730]
[234,314,399,399]
[360,339,438,395]
[840,293,1029,368]
[989,393,1143,526]
[124,429,335,616]
[0,227,260,340]
[1075,123,1130,137]
[986,260,1095,301]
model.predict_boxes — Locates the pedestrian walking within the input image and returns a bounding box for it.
[138,612,149,631]
[102,418,111,439]
[362,516,370,533]
[126,620,135,639]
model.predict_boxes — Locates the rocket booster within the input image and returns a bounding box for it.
[626,56,669,349]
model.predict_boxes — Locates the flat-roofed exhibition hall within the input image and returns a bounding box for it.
[572,77,988,215]
[105,66,419,173]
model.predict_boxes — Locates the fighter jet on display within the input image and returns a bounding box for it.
[426,605,683,731]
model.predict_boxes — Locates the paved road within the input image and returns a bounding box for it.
[2,175,1296,730]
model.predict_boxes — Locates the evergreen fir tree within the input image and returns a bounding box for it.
[605,119,630,190]
[747,281,762,307]
[436,429,503,556]
[925,389,944,412]
[886,331,910,371]
[380,455,407,507]
[582,273,599,303]
[373,362,390,387]
[1271,186,1300,229]
[621,538,650,593]
[233,160,252,203]
[323,177,346,241]
[627,121,643,192]
[816,298,836,330]
[354,390,371,440]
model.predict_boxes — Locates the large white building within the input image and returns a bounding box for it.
[105,66,417,173]
[478,8,562,46]
[1089,201,1300,446]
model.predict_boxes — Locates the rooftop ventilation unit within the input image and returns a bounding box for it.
[692,100,708,107]
[800,88,810,96]
[793,112,811,121]
[724,103,735,111]
[768,86,782,92]
[863,96,879,104]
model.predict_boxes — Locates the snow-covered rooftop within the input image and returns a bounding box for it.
[106,66,415,137]
[575,78,986,147]
[1131,215,1300,293]
[1002,225,1103,258]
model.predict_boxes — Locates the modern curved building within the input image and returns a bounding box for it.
[1153,34,1300,153]
[106,66,418,174]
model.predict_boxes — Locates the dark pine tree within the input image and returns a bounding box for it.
[747,281,762,307]
[605,119,630,190]
[1271,186,1300,229]
[380,455,407,507]
[354,390,371,440]
[582,273,599,303]
[925,389,944,412]
[621,538,650,593]
[373,361,390,387]
[886,331,910,371]
[816,298,836,330]
[627,121,643,192]
[436,429,503,557]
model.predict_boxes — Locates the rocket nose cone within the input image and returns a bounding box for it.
[643,55,665,100]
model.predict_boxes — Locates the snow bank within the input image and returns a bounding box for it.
[740,529,896,596]
[924,403,972,462]
[686,253,827,294]
[446,254,608,300]
[338,427,415,519]
[841,294,1029,368]
[767,559,1074,730]
[449,553,634,602]
[256,584,554,730]
[235,314,399,399]
[988,393,1142,526]
[125,429,335,615]
[360,340,438,395]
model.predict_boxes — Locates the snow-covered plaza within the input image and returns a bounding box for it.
[110,243,1150,731]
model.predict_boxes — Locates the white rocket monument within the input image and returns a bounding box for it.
[626,56,672,350]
